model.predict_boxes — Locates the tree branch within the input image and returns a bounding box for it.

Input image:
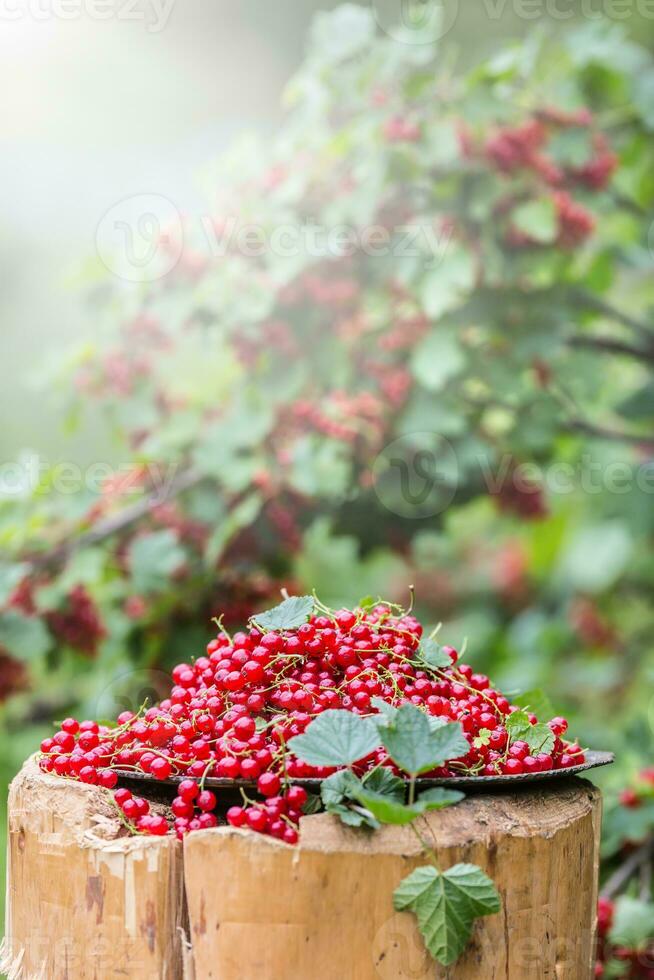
[568,335,654,363]
[601,838,654,900]
[25,468,203,573]
[565,419,654,450]
[570,289,654,341]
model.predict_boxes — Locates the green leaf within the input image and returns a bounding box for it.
[320,768,362,806]
[512,689,555,721]
[411,328,465,391]
[371,696,398,724]
[128,530,186,593]
[302,792,323,816]
[393,863,500,966]
[505,710,555,754]
[473,729,492,750]
[361,767,405,801]
[609,896,654,950]
[252,595,315,631]
[379,704,468,776]
[418,787,465,809]
[559,523,633,594]
[372,698,448,734]
[512,198,558,244]
[417,638,451,669]
[288,709,380,768]
[326,801,380,830]
[353,786,463,826]
[0,611,51,660]
[420,248,475,318]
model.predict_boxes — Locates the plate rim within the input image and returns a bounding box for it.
[111,749,614,790]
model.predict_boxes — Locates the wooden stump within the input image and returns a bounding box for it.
[4,759,602,980]
[2,759,185,980]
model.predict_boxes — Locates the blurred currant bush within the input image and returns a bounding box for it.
[1,4,654,941]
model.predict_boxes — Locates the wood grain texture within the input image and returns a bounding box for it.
[184,778,602,980]
[4,761,602,979]
[2,757,185,980]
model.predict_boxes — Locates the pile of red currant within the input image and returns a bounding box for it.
[38,598,585,842]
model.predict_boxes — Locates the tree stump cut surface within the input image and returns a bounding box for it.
[4,759,601,980]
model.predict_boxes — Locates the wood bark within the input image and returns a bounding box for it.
[4,759,601,979]
[2,758,185,980]
[184,777,602,979]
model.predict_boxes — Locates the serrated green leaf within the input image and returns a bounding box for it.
[512,689,555,721]
[352,785,463,826]
[0,611,51,660]
[418,787,465,808]
[393,863,500,966]
[505,710,555,754]
[301,791,323,815]
[371,696,398,724]
[320,768,362,806]
[352,788,419,825]
[372,698,447,734]
[252,595,315,631]
[418,637,451,669]
[289,709,380,768]
[361,767,405,801]
[473,728,492,749]
[379,704,468,776]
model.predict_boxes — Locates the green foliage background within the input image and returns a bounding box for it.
[2,2,654,955]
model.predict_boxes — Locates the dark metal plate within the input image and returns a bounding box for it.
[112,750,613,793]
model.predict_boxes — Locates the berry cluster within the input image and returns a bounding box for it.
[617,768,654,811]
[38,598,585,842]
[45,585,106,658]
[595,896,654,979]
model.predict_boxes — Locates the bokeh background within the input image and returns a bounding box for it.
[2,0,654,966]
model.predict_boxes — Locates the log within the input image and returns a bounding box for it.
[184,778,602,980]
[4,759,602,979]
[2,758,185,980]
